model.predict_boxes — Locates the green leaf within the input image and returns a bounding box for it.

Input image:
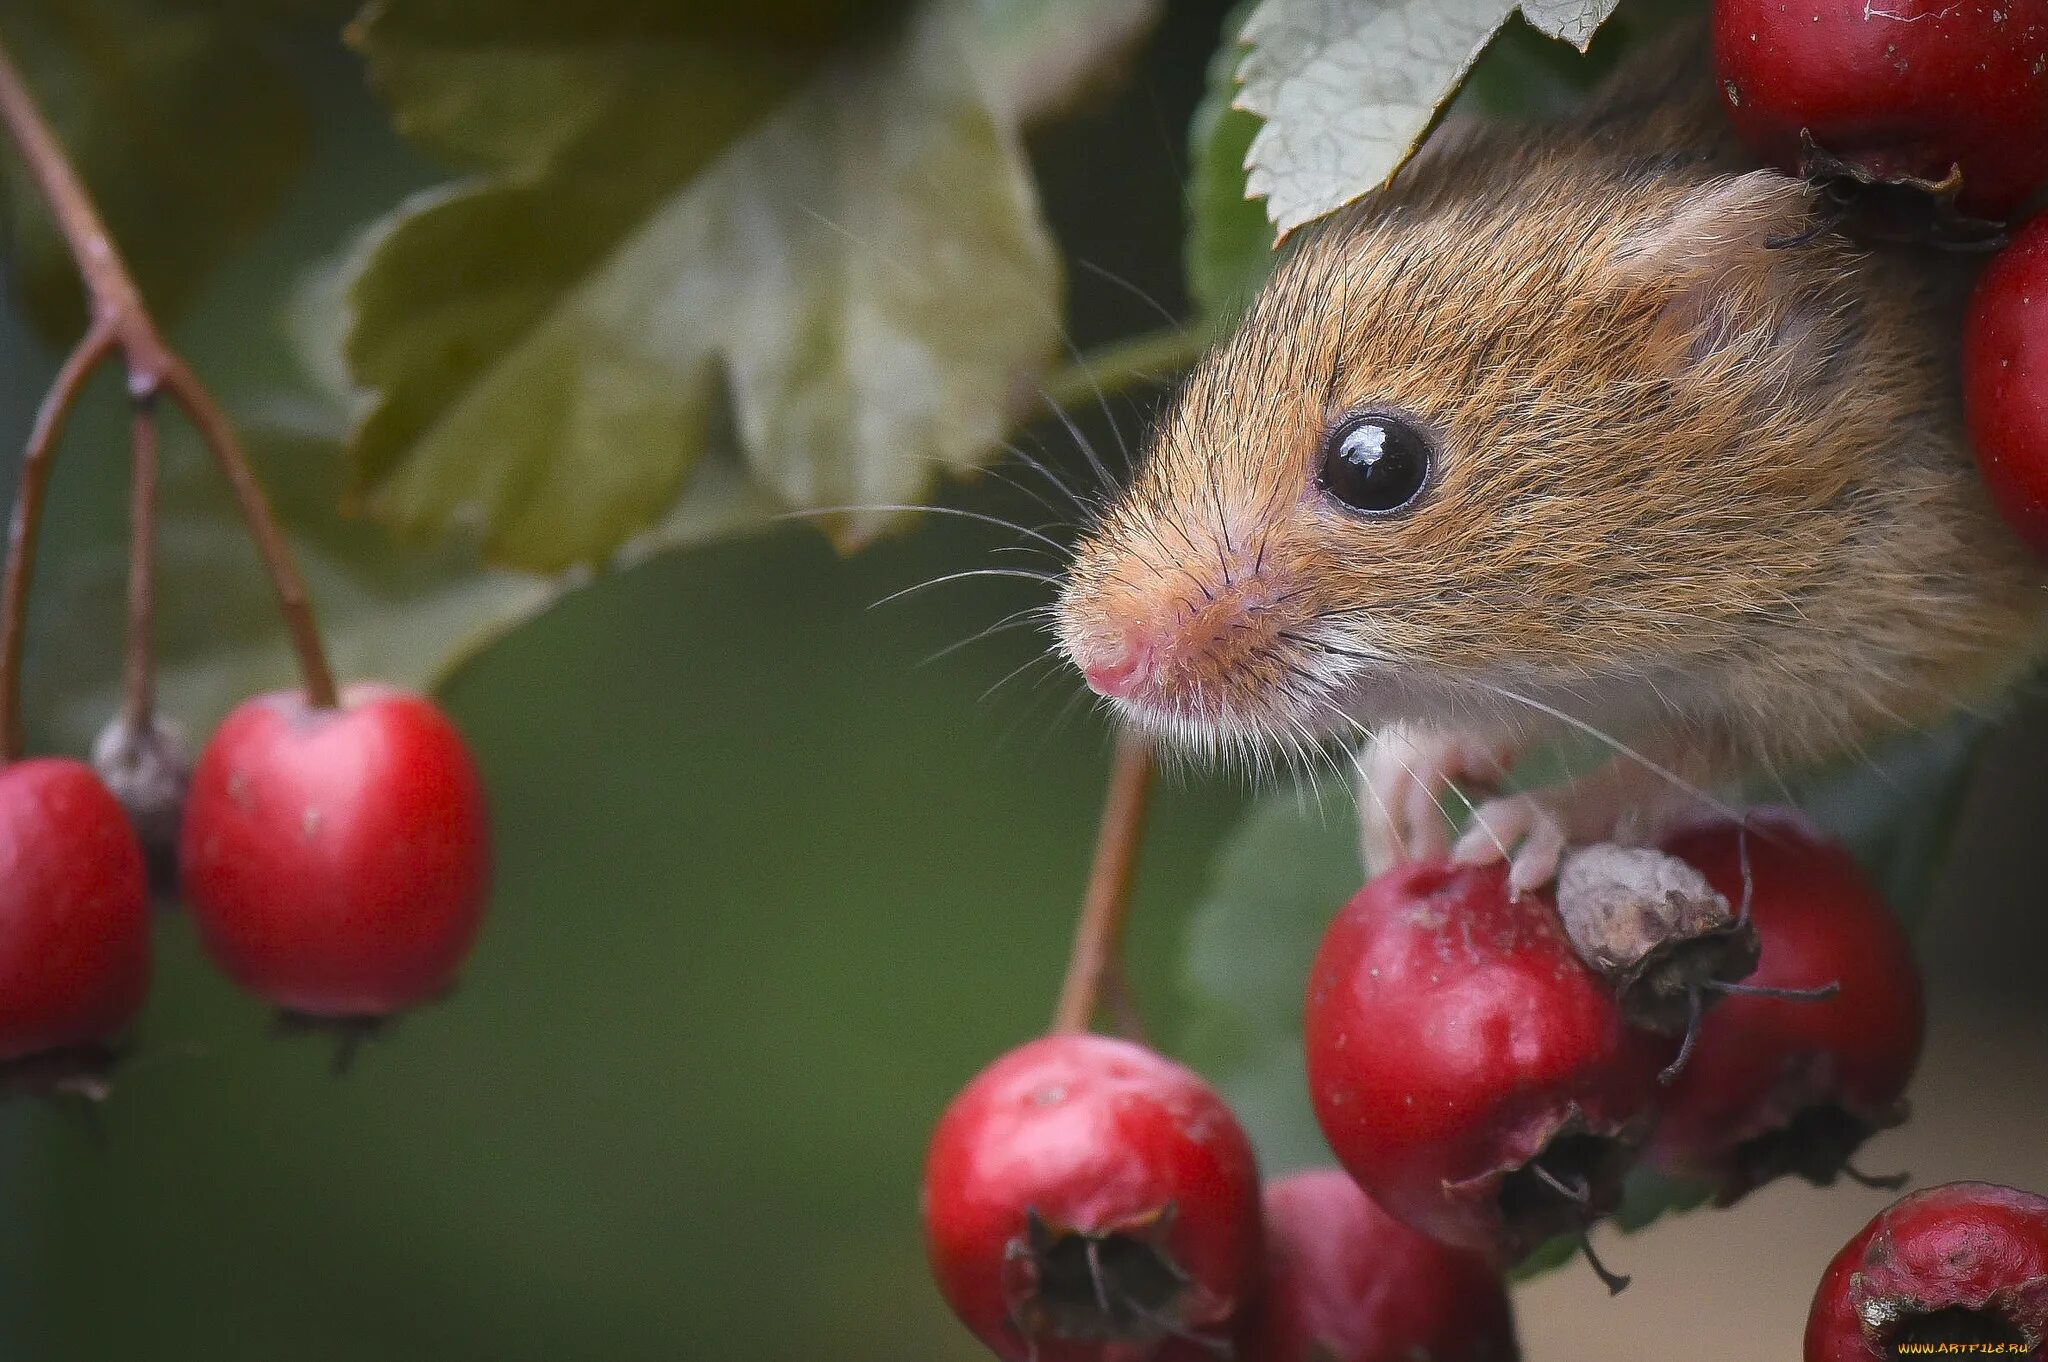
[1232,0,1624,234]
[344,0,1066,570]
[1185,0,1274,323]
[1176,720,1985,1274]
[348,1,830,178]
[960,0,1160,123]
[0,0,310,338]
[1183,2,1690,318]
[1178,784,1363,1175]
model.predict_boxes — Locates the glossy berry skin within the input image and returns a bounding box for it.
[0,759,149,1062]
[1966,215,2048,557]
[1649,812,1923,1204]
[1713,0,2048,218]
[1646,806,1916,1204]
[1254,1169,1520,1362]
[921,1034,1262,1362]
[1806,1183,2048,1360]
[180,684,489,1017]
[1304,859,1672,1262]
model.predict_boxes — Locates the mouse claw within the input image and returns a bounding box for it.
[1453,792,1568,896]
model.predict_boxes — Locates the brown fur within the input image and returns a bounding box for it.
[1057,36,2045,781]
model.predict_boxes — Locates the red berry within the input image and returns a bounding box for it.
[1806,1182,2048,1360]
[1713,0,2048,219]
[1965,214,2048,556]
[1304,859,1671,1265]
[0,758,149,1062]
[180,683,490,1018]
[1254,1168,1519,1362]
[921,1034,1262,1362]
[1649,812,1923,1204]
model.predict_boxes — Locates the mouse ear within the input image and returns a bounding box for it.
[1611,170,1835,363]
[1613,170,1822,274]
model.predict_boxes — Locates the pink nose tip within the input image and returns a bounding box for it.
[1080,632,1155,699]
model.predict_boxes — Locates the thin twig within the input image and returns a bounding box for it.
[0,323,114,760]
[1051,733,1156,1034]
[0,37,338,719]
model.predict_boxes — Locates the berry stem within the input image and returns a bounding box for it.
[0,38,339,715]
[1577,1232,1632,1296]
[1658,985,1705,1086]
[157,356,337,708]
[120,392,160,731]
[1842,1162,1911,1192]
[1707,978,1841,1002]
[0,323,115,762]
[1051,733,1155,1035]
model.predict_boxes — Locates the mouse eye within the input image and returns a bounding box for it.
[1317,414,1432,516]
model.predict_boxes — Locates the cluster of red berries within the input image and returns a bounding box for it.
[922,1032,1516,1362]
[1711,0,2048,555]
[921,812,1933,1359]
[0,684,488,1088]
[1309,813,1922,1287]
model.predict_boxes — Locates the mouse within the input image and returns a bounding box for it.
[1052,28,2047,894]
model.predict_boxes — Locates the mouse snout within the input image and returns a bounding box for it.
[1072,629,1158,700]
[1057,522,1318,727]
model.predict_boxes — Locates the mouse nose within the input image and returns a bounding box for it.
[1077,630,1156,700]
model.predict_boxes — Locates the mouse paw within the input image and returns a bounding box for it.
[1451,757,1725,896]
[1452,792,1570,897]
[1356,725,1512,875]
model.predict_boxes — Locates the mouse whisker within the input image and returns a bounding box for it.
[977,460,1080,529]
[920,604,1057,668]
[1292,703,1367,809]
[979,650,1067,704]
[1049,334,1140,476]
[1036,388,1123,501]
[870,567,1057,611]
[999,440,1103,523]
[1075,259,1194,340]
[898,446,1086,529]
[1280,718,1334,796]
[1317,703,1508,866]
[1463,678,1738,822]
[775,504,1069,554]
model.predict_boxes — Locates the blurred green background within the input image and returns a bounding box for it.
[6,4,2048,1360]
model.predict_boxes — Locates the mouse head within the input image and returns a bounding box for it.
[1056,152,1888,756]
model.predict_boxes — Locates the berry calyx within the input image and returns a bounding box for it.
[1649,812,1923,1205]
[0,758,150,1072]
[1552,842,1759,1039]
[1713,0,2048,227]
[1254,1168,1519,1362]
[921,1033,1262,1361]
[92,711,191,896]
[1304,859,1671,1278]
[180,683,490,1021]
[1965,213,2048,558]
[1806,1182,2048,1360]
